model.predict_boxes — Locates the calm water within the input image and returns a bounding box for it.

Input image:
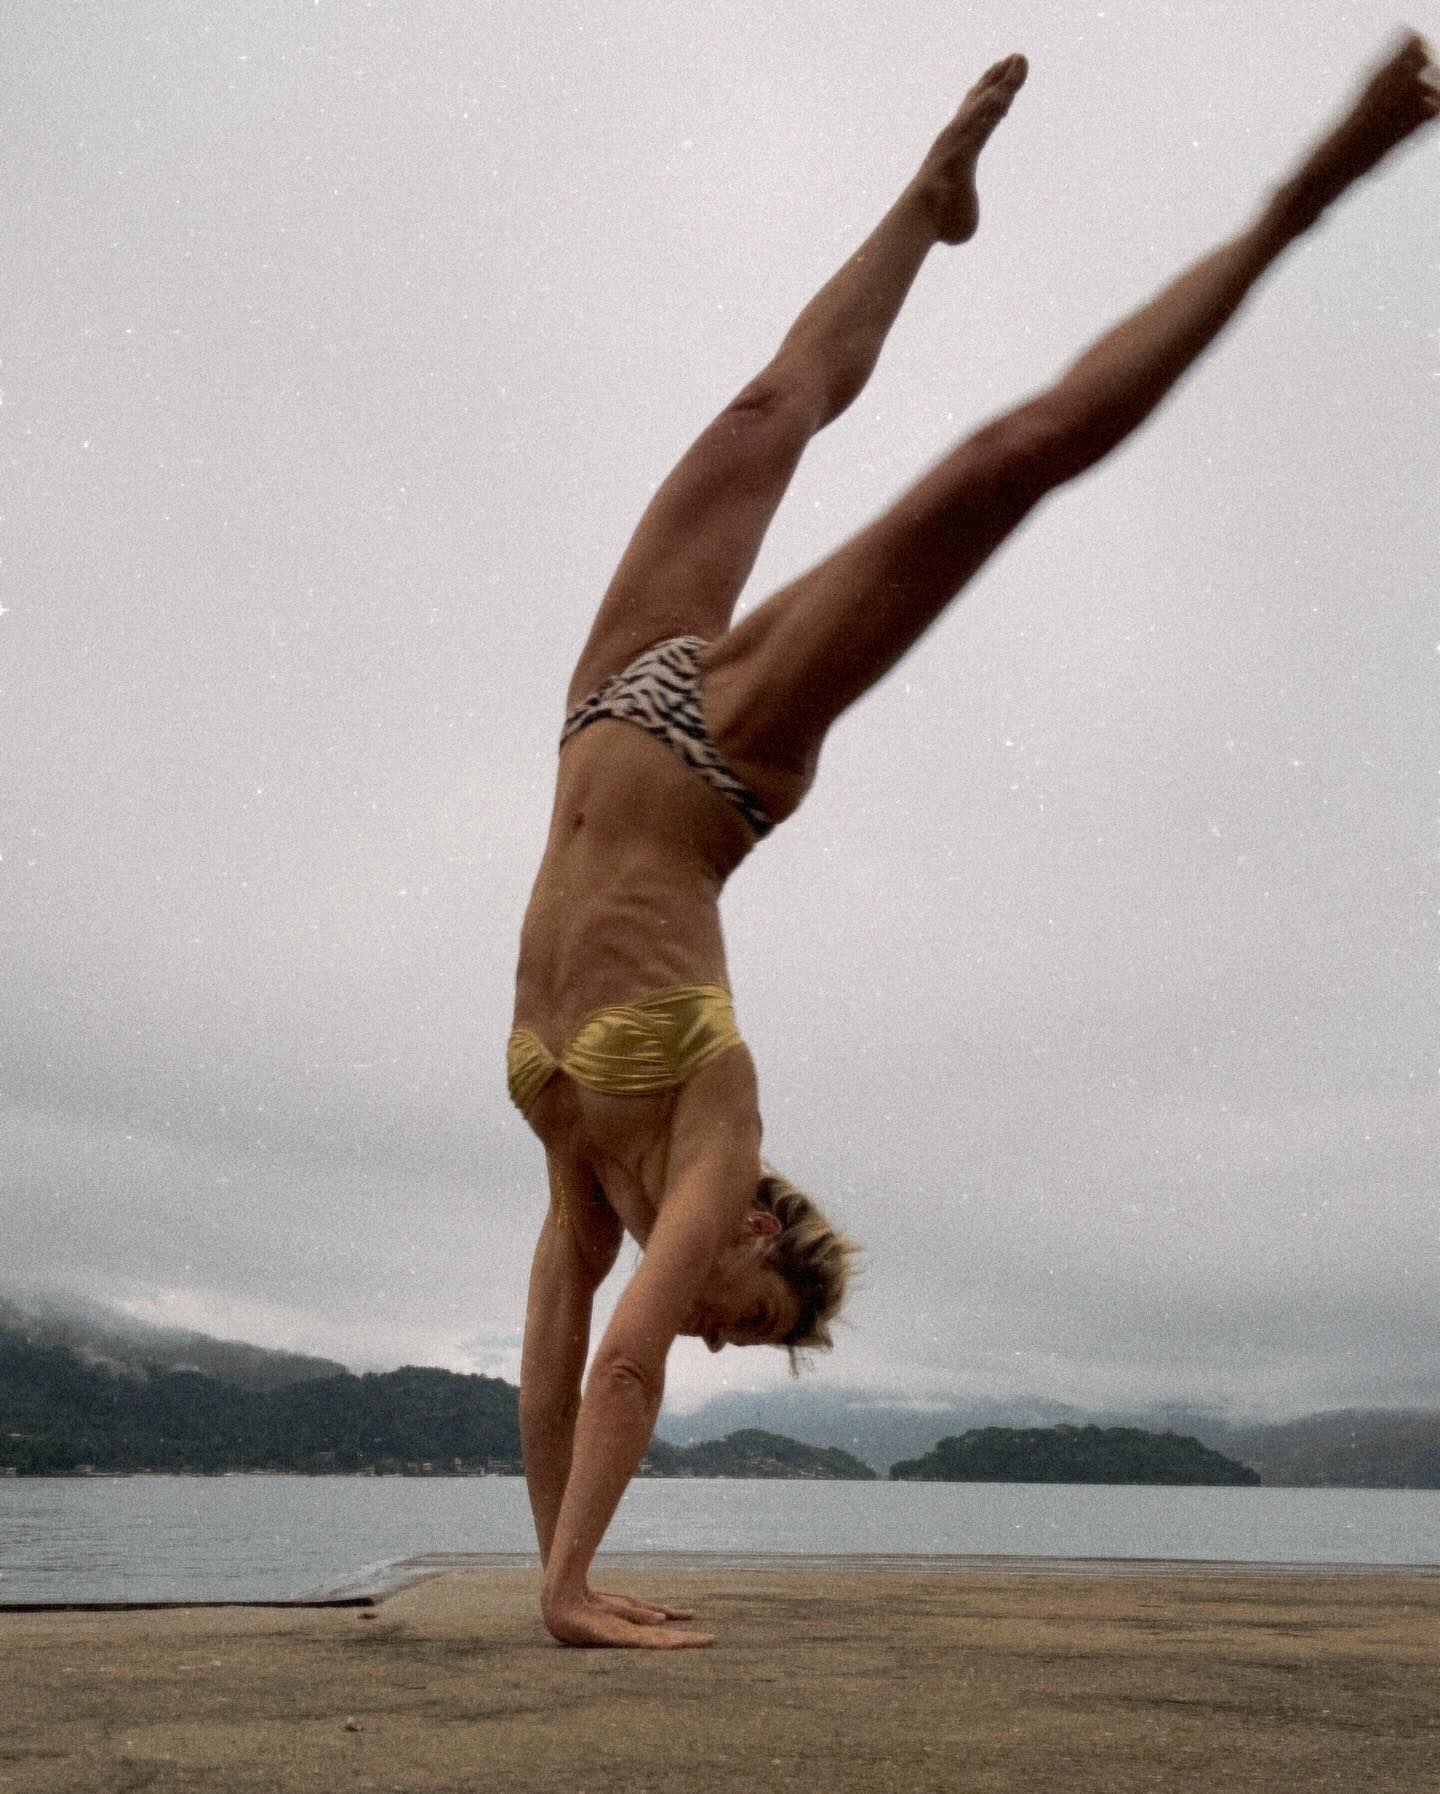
[2,1476,1439,1605]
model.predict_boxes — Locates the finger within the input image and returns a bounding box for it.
[602,1596,676,1625]
[593,1588,697,1622]
[649,1628,715,1649]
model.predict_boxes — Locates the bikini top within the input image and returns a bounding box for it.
[506,984,743,1118]
[559,634,773,838]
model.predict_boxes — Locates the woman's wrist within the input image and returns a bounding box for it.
[540,1567,588,1622]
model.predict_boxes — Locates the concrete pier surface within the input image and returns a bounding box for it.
[2,1555,1438,1793]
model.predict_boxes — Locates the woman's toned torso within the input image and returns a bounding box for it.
[510,658,810,1249]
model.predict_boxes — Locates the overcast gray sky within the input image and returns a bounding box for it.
[3,0,1436,1424]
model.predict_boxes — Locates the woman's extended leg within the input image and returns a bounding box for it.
[705,33,1439,792]
[564,55,1030,710]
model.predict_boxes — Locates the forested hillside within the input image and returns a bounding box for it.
[1224,1410,1440,1489]
[0,1330,521,1474]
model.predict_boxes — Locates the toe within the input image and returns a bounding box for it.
[981,53,1022,89]
[986,53,1027,92]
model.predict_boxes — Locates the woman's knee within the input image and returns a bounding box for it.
[966,401,1072,505]
[728,361,831,439]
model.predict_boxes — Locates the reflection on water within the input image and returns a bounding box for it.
[1,1475,1438,1605]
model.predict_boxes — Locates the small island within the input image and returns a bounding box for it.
[643,1428,875,1480]
[890,1424,1261,1486]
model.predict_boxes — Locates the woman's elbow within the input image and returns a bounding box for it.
[588,1348,666,1411]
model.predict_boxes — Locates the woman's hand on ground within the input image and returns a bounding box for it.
[543,1588,714,1648]
[588,1585,697,1624]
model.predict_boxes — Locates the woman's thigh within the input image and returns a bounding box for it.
[701,406,1052,791]
[564,375,825,713]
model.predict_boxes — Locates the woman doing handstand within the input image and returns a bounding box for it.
[509,34,1438,1646]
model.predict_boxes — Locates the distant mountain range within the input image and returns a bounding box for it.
[660,1383,1232,1474]
[660,1383,1440,1486]
[1221,1410,1440,1489]
[1,1294,1437,1486]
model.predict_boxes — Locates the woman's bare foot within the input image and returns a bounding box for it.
[1278,30,1439,231]
[915,53,1029,244]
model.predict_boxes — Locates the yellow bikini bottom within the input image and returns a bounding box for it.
[506,984,743,1118]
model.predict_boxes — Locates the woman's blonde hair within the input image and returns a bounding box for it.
[754,1165,862,1370]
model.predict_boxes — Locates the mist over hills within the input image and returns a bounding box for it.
[3,1290,1437,1486]
[0,1292,345,1392]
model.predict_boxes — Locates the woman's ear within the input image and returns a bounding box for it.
[747,1208,782,1238]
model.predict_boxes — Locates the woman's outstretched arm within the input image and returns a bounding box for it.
[538,1061,763,1648]
[519,1176,703,1634]
[520,1168,628,1567]
[518,1202,606,1569]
